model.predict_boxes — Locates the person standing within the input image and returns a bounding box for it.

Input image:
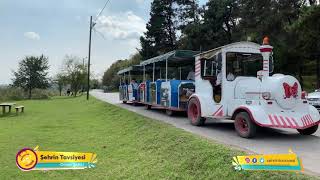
[67,89,71,96]
[187,67,195,80]
[130,79,138,90]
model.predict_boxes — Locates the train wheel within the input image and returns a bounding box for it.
[297,124,318,135]
[234,112,257,138]
[145,105,151,110]
[188,98,205,126]
[166,110,175,116]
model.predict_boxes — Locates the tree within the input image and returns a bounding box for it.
[90,79,101,89]
[102,53,141,90]
[176,0,203,50]
[236,0,305,84]
[179,0,240,51]
[114,0,319,91]
[139,0,177,60]
[204,0,239,46]
[54,73,68,96]
[175,0,200,31]
[289,5,320,88]
[62,55,87,97]
[12,55,50,99]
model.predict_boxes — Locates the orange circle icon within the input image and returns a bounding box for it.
[16,148,38,171]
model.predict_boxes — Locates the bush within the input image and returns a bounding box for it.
[31,89,59,99]
[0,87,59,102]
[0,87,24,101]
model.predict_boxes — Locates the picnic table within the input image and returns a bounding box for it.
[0,103,16,114]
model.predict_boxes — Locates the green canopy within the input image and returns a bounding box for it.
[117,50,199,76]
[140,50,199,67]
[117,65,154,75]
[117,65,143,75]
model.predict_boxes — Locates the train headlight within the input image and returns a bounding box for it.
[262,92,271,100]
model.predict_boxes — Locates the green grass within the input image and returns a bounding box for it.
[0,97,315,179]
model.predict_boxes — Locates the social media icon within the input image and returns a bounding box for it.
[260,158,265,163]
[245,158,250,163]
[252,158,257,163]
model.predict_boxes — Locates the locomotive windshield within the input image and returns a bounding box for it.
[226,52,263,80]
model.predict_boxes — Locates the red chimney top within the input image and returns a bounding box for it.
[263,36,269,45]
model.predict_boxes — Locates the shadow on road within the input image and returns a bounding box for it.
[122,102,320,141]
[204,120,319,141]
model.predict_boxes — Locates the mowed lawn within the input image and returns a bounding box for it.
[0,96,314,179]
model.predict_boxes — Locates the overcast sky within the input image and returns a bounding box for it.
[0,0,207,85]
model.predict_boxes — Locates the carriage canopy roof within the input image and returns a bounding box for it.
[196,42,260,59]
[117,50,199,75]
[140,50,199,67]
[117,65,143,75]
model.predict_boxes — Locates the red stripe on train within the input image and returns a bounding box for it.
[308,115,314,123]
[285,117,294,128]
[268,115,275,126]
[291,118,299,128]
[273,115,281,127]
[279,116,288,128]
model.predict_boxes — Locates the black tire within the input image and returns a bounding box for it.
[123,101,127,104]
[166,109,175,116]
[187,98,206,126]
[234,112,257,138]
[297,125,318,135]
[145,105,151,110]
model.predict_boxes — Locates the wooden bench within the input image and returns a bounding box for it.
[15,106,25,114]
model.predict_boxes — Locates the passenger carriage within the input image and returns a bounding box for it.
[187,37,320,138]
[117,65,143,104]
[139,50,199,115]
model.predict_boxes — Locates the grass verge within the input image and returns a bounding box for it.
[0,96,315,179]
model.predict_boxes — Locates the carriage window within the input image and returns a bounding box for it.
[201,56,217,77]
[226,52,262,81]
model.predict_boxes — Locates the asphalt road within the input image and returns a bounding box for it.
[91,90,320,176]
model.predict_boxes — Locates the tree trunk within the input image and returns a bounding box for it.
[58,84,62,96]
[192,0,197,23]
[317,59,320,89]
[73,87,77,97]
[28,87,32,99]
[166,2,175,51]
[299,66,304,90]
[297,57,304,90]
[28,75,32,99]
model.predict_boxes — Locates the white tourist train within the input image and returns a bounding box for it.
[118,37,320,138]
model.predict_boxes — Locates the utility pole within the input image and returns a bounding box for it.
[82,57,86,95]
[87,16,95,100]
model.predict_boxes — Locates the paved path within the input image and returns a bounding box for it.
[91,90,320,176]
